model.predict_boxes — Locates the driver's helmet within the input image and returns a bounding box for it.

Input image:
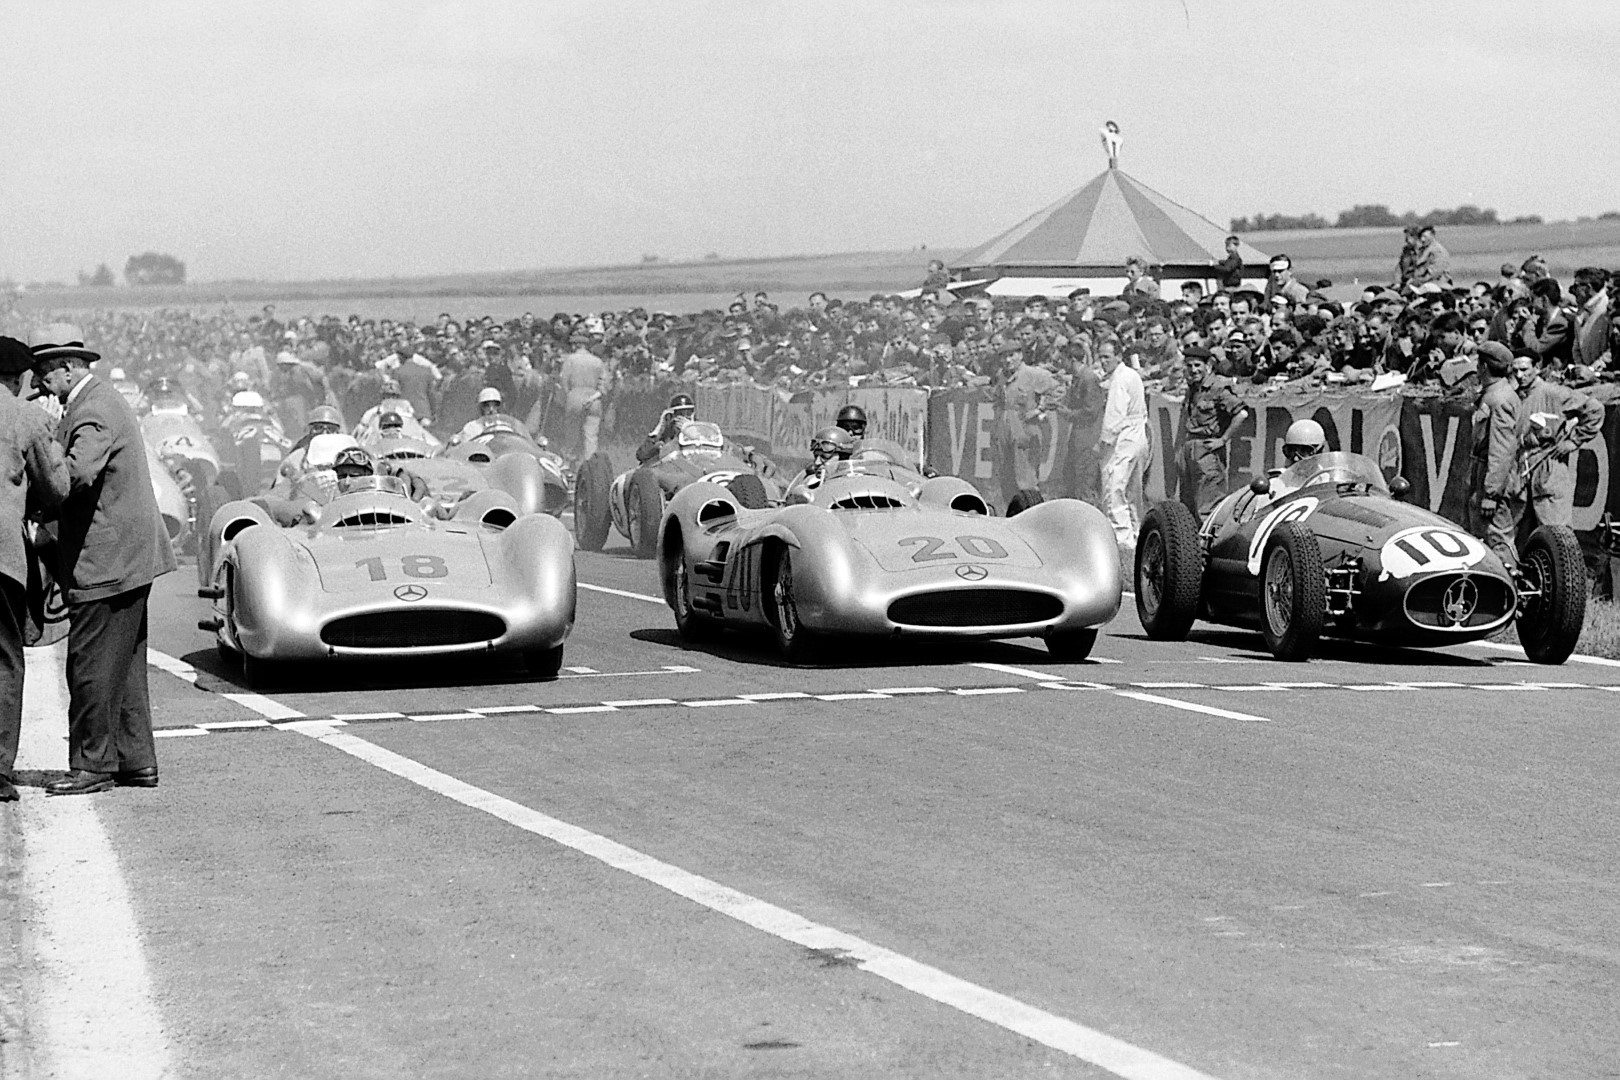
[306,404,342,436]
[810,425,856,466]
[148,376,175,397]
[380,376,402,397]
[668,392,696,420]
[230,390,265,412]
[835,403,867,438]
[333,445,376,481]
[1282,419,1327,465]
[477,386,503,413]
[378,410,405,434]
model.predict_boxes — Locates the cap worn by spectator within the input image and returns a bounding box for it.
[0,336,35,374]
[1183,345,1213,361]
[477,387,503,404]
[1476,341,1514,367]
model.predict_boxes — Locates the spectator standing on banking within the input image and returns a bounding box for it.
[1175,347,1248,519]
[557,326,609,462]
[1468,342,1522,571]
[993,341,1064,513]
[1509,351,1604,536]
[1094,336,1150,552]
[0,337,69,803]
[29,324,176,796]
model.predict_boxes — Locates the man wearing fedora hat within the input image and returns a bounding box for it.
[28,323,176,796]
[0,336,69,801]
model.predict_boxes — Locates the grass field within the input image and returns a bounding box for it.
[17,218,1620,321]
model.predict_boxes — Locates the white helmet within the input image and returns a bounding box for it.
[304,433,359,469]
[477,386,503,405]
[231,390,265,410]
[1282,419,1327,464]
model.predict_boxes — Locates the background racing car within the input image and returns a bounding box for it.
[574,420,781,557]
[655,460,1120,662]
[1134,450,1586,663]
[197,474,575,686]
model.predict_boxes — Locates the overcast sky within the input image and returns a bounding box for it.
[3,0,1617,283]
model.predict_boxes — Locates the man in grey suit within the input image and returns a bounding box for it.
[30,324,177,796]
[0,337,69,802]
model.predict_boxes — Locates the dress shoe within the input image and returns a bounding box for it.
[45,770,114,796]
[0,778,17,802]
[114,767,159,789]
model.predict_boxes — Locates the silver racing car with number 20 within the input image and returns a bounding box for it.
[1134,450,1586,663]
[656,460,1121,661]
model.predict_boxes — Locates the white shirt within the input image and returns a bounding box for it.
[1100,363,1148,446]
[66,372,94,407]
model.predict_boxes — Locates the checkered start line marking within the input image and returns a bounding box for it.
[151,678,1620,738]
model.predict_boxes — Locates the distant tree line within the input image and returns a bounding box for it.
[1230,204,1519,232]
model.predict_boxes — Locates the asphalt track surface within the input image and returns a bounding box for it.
[7,528,1620,1079]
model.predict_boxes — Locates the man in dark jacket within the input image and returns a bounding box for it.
[0,338,69,802]
[30,324,177,795]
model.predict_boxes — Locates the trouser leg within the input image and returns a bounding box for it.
[1101,444,1143,549]
[1192,443,1229,518]
[66,586,154,773]
[0,576,25,779]
[581,414,601,460]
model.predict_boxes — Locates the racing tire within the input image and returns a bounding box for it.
[240,652,281,691]
[669,538,719,642]
[765,545,821,665]
[1258,522,1326,662]
[1516,524,1587,665]
[1006,488,1044,518]
[628,474,664,560]
[727,474,770,510]
[1135,501,1202,641]
[525,644,565,681]
[572,453,614,552]
[193,483,229,591]
[1045,627,1098,662]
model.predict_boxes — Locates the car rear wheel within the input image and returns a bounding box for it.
[1135,501,1202,640]
[240,652,282,690]
[727,474,770,509]
[627,474,663,559]
[1259,522,1325,661]
[525,644,564,680]
[193,482,229,590]
[572,453,614,551]
[766,545,820,664]
[1516,524,1586,665]
[1006,488,1044,517]
[1045,627,1097,662]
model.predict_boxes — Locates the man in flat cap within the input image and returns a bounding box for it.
[1467,341,1523,570]
[29,324,176,795]
[0,337,69,801]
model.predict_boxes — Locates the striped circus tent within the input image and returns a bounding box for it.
[951,167,1269,296]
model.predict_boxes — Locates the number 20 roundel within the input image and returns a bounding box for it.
[1376,527,1486,581]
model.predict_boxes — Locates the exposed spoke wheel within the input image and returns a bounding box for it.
[572,453,614,552]
[1046,627,1098,661]
[670,537,717,642]
[1258,522,1325,661]
[1515,524,1586,665]
[768,546,820,664]
[1134,501,1202,640]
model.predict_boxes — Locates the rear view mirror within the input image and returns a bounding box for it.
[1249,476,1271,495]
[1389,476,1411,499]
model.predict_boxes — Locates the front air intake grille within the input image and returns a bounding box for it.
[321,610,505,649]
[888,589,1062,628]
[1403,574,1513,630]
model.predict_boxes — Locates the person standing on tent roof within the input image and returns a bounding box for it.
[1100,121,1122,168]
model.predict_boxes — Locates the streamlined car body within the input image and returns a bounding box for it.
[198,476,575,685]
[368,434,559,517]
[574,421,781,557]
[655,460,1121,661]
[1135,451,1585,663]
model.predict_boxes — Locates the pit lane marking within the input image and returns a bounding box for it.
[578,582,665,604]
[1114,692,1270,724]
[286,721,1226,1080]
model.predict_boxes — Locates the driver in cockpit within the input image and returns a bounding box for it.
[785,426,856,503]
[1245,419,1328,516]
[260,434,431,525]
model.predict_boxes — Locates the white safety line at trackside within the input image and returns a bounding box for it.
[16,644,173,1080]
[289,722,1223,1080]
[1466,640,1620,667]
[1113,692,1270,724]
[146,648,306,722]
[578,582,665,604]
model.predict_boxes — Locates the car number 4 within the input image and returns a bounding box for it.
[356,555,450,581]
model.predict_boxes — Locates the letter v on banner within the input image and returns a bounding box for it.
[1419,413,1457,512]
[947,400,973,477]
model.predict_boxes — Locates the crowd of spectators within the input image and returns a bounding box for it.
[3,227,1615,455]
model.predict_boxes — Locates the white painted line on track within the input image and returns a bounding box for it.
[578,582,665,604]
[560,665,701,679]
[410,712,482,722]
[333,711,407,721]
[564,665,599,673]
[288,722,1224,1080]
[146,647,198,684]
[951,686,1026,696]
[154,728,209,739]
[196,719,273,731]
[546,705,619,715]
[1132,682,1205,689]
[816,692,892,701]
[220,692,305,721]
[869,686,945,695]
[972,661,1063,681]
[1113,691,1271,724]
[600,698,678,708]
[470,704,544,714]
[681,698,756,708]
[739,691,812,701]
[1466,640,1620,667]
[17,643,173,1079]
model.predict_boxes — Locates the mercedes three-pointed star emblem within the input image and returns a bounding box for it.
[394,584,428,602]
[955,564,988,581]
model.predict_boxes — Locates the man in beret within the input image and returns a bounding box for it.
[29,324,176,795]
[1468,341,1523,569]
[0,337,70,801]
